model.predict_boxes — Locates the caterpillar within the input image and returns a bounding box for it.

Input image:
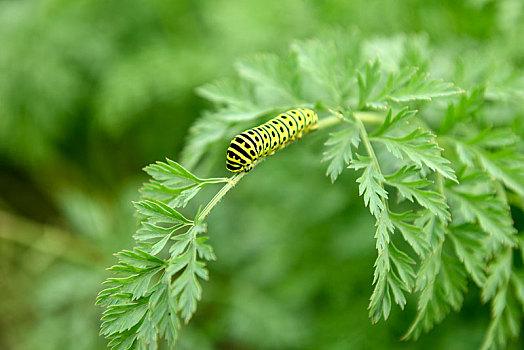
[226,108,318,173]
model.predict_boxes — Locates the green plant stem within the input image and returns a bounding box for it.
[356,118,384,181]
[198,177,229,184]
[197,171,248,221]
[437,173,445,195]
[356,117,391,217]
[317,116,343,130]
[355,111,385,124]
[318,111,385,131]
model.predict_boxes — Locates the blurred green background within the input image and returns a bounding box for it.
[1,0,523,349]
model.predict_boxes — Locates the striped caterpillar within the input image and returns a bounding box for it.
[226,108,318,172]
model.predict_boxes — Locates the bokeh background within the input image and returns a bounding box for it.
[1,0,524,349]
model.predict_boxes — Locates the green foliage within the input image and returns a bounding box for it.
[323,120,360,182]
[356,60,462,110]
[349,155,388,219]
[4,1,524,349]
[166,31,524,349]
[98,160,228,349]
[385,166,450,222]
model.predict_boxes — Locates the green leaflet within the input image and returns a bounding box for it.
[357,60,463,110]
[446,172,516,252]
[141,158,227,208]
[385,166,450,222]
[372,128,457,182]
[451,130,524,197]
[323,121,361,182]
[134,200,192,225]
[390,211,430,256]
[370,108,417,137]
[349,154,388,219]
[449,225,487,286]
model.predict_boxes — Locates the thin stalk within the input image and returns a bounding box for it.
[197,171,247,221]
[354,111,385,124]
[437,173,445,195]
[198,177,229,184]
[356,118,390,216]
[317,111,385,131]
[356,118,384,181]
[317,116,343,130]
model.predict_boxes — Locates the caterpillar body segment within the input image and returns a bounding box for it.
[226,108,318,173]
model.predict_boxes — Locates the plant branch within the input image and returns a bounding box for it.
[317,115,344,130]
[318,111,385,131]
[197,171,248,221]
[355,111,386,124]
[356,118,385,184]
